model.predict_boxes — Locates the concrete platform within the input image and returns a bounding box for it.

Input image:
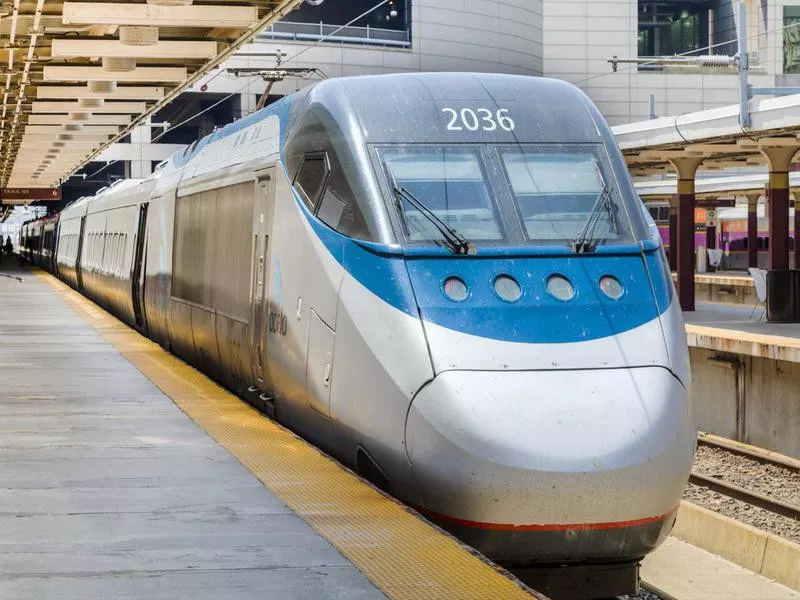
[683,302,800,458]
[672,272,757,306]
[0,264,384,599]
[0,261,535,600]
[642,537,799,600]
[685,302,800,341]
[684,302,800,364]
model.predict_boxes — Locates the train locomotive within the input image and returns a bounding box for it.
[22,73,695,596]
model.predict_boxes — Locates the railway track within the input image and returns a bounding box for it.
[690,433,800,521]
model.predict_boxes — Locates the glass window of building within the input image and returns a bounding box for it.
[638,1,711,59]
[785,7,800,74]
[260,0,410,48]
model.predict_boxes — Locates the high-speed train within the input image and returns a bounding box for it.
[22,73,695,593]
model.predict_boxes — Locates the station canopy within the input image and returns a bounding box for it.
[0,0,303,195]
[613,94,800,178]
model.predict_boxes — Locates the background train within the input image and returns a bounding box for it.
[19,72,695,599]
[646,201,794,270]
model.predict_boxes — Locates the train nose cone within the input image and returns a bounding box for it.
[404,367,695,564]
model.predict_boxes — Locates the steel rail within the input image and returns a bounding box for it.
[688,472,800,521]
[697,432,800,474]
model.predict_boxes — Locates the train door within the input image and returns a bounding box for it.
[249,169,275,385]
[131,202,149,331]
[75,216,86,291]
[52,221,61,275]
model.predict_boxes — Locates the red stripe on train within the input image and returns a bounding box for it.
[419,506,678,532]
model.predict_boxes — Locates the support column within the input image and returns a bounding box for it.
[130,124,152,179]
[668,198,677,271]
[668,156,704,312]
[745,193,759,269]
[760,144,800,271]
[794,191,800,270]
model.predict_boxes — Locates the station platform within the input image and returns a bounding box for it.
[683,301,800,461]
[643,537,799,600]
[0,261,535,600]
[684,302,800,362]
[672,271,756,306]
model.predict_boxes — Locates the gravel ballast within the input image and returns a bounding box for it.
[684,444,800,544]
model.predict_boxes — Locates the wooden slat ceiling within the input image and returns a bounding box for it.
[0,0,304,188]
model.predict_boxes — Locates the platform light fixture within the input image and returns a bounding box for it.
[102,57,136,73]
[78,97,104,109]
[88,80,116,94]
[119,26,159,46]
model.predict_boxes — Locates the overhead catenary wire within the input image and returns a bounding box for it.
[84,0,390,181]
[574,16,800,87]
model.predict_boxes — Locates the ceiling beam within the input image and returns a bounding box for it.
[51,39,218,60]
[29,114,132,125]
[16,133,115,141]
[25,124,120,134]
[62,3,258,28]
[36,86,166,100]
[43,66,188,82]
[32,101,148,113]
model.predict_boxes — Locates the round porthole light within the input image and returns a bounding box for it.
[547,275,575,302]
[443,276,469,302]
[599,275,624,300]
[493,274,522,303]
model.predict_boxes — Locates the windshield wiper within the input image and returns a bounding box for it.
[572,184,619,254]
[393,186,473,255]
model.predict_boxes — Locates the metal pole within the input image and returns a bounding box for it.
[738,2,751,129]
[648,94,657,119]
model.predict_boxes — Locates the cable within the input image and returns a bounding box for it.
[83,0,390,181]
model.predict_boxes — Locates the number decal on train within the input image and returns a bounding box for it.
[268,311,288,336]
[442,108,515,132]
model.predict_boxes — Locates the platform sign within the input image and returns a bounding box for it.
[696,198,736,208]
[0,187,62,201]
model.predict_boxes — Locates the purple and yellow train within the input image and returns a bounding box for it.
[647,203,794,270]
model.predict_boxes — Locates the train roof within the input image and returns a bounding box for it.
[321,72,605,144]
[169,73,609,170]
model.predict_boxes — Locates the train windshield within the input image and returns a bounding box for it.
[499,147,631,246]
[380,147,505,242]
[378,144,636,250]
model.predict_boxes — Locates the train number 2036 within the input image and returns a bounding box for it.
[442,108,515,132]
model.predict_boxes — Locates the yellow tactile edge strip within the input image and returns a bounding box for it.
[35,271,539,600]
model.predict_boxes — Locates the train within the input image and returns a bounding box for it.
[20,73,695,598]
[646,201,794,270]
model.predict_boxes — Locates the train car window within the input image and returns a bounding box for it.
[316,151,371,240]
[380,146,504,242]
[294,154,329,210]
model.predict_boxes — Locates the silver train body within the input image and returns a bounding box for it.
[26,73,694,570]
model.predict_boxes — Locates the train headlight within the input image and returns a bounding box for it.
[599,275,624,300]
[546,274,574,302]
[443,276,469,302]
[493,274,522,303]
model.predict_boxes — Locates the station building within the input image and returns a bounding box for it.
[65,1,800,199]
